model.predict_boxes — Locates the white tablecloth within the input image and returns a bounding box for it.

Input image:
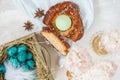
[0,0,120,80]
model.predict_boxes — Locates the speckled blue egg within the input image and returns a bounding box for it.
[17,51,27,62]
[21,63,29,72]
[6,46,17,56]
[0,64,6,73]
[27,52,33,60]
[18,45,27,53]
[9,57,20,68]
[26,60,35,69]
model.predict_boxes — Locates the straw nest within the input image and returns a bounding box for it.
[0,33,53,80]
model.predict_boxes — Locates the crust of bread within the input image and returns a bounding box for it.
[43,1,84,42]
[68,16,83,41]
[41,27,70,55]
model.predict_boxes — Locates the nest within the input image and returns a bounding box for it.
[0,33,53,80]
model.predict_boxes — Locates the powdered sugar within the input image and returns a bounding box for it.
[64,46,117,80]
[65,46,93,75]
[100,30,120,54]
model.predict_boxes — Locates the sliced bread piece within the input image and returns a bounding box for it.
[41,27,70,55]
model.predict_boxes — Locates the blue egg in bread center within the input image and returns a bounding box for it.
[55,15,72,31]
[17,51,27,62]
[6,46,17,57]
[18,45,27,53]
[26,60,35,69]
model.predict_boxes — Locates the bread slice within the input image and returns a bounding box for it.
[41,27,70,55]
[43,1,84,42]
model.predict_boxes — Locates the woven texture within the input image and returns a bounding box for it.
[0,33,53,80]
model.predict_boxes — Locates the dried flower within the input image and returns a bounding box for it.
[23,21,33,31]
[34,8,44,18]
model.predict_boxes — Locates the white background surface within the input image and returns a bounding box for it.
[0,0,120,80]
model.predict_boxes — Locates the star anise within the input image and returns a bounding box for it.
[34,8,44,18]
[23,21,33,31]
